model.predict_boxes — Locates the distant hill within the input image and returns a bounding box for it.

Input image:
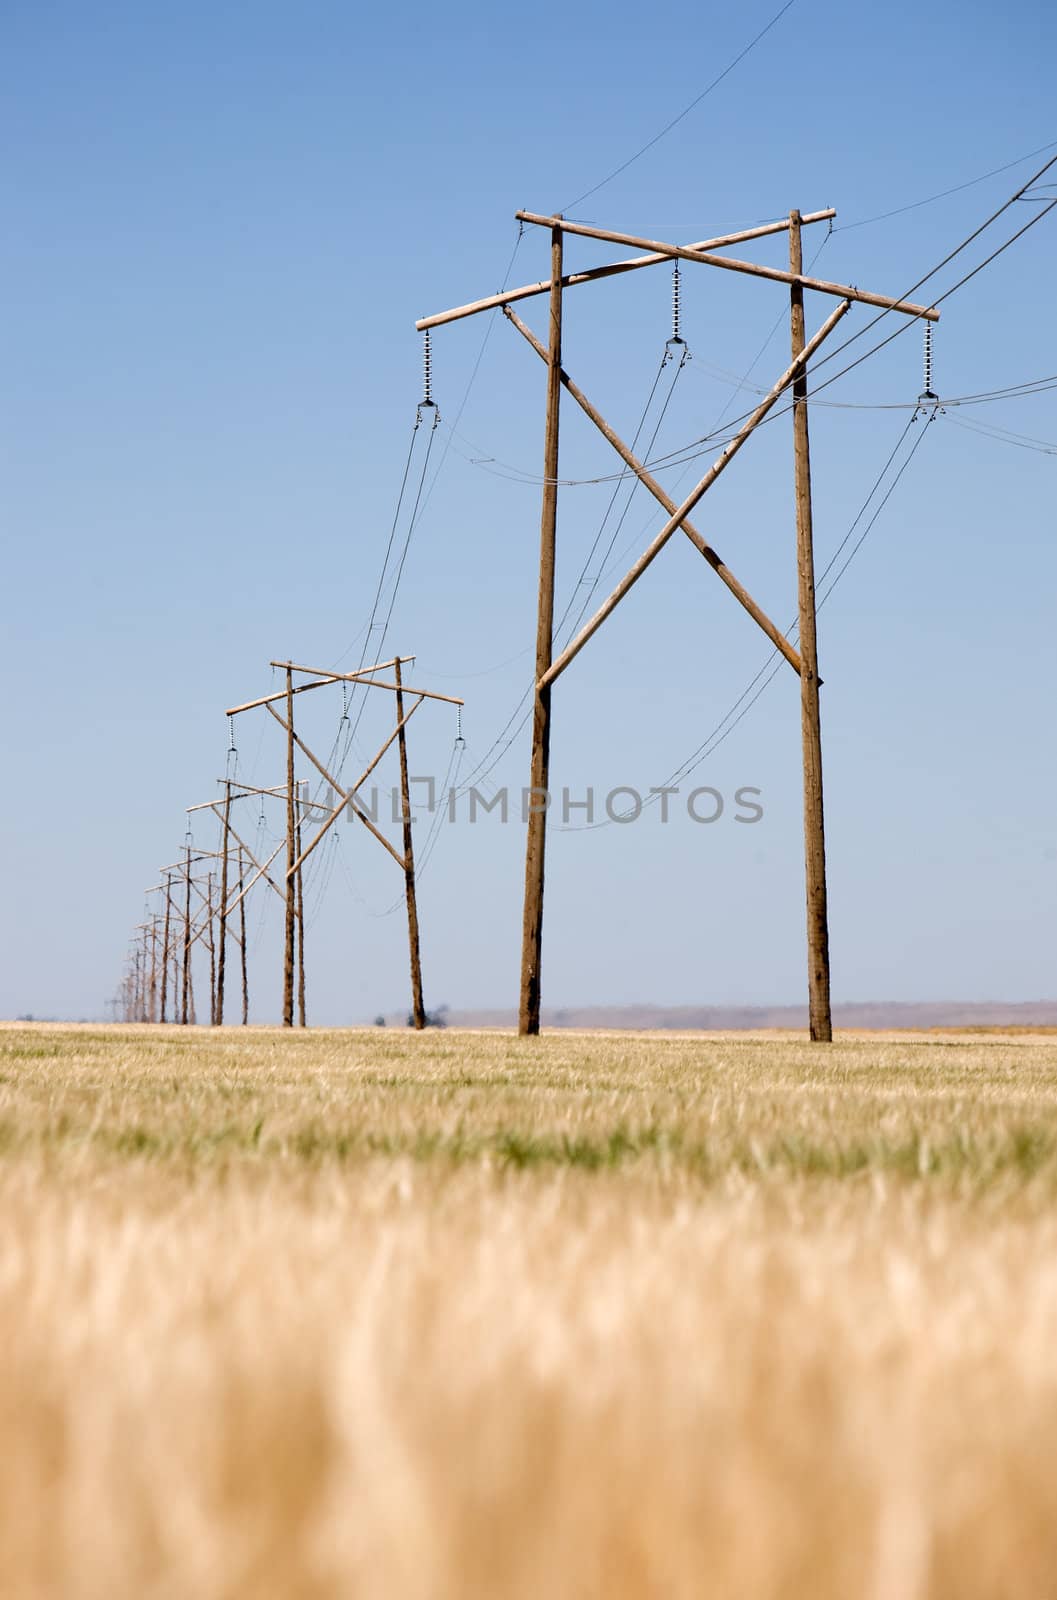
[439,1001,1057,1031]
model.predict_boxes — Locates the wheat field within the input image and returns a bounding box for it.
[3,1022,1057,1598]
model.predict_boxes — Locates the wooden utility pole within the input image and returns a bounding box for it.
[160,871,172,1022]
[282,668,297,1027]
[295,807,307,1028]
[789,210,832,1043]
[206,871,216,1026]
[518,222,563,1036]
[394,658,426,1029]
[215,781,231,1025]
[228,658,461,1034]
[238,845,249,1025]
[181,843,192,1025]
[419,205,936,1041]
[148,917,159,1022]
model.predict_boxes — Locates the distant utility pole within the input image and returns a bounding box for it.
[418,205,939,1041]
[160,871,173,1022]
[147,912,160,1021]
[215,780,232,1026]
[294,804,306,1028]
[283,667,297,1027]
[183,790,283,1028]
[237,845,249,1025]
[182,843,192,1025]
[205,871,216,1026]
[158,846,228,1028]
[226,656,463,1029]
[394,657,425,1030]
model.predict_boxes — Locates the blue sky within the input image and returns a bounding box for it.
[2,0,1054,1021]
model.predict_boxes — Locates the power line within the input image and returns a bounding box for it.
[603,175,1057,480]
[329,229,528,771]
[944,412,1057,457]
[663,414,936,794]
[450,337,693,798]
[561,0,800,212]
[637,415,937,802]
[685,358,1057,412]
[402,228,527,533]
[558,347,689,643]
[331,415,424,672]
[836,137,1057,231]
[816,409,936,609]
[628,149,1057,473]
[799,153,1057,393]
[333,413,438,779]
[555,408,936,830]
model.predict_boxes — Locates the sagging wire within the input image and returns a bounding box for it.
[333,401,439,782]
[555,407,938,833]
[371,712,468,919]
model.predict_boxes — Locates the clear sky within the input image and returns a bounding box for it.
[2,0,1054,1022]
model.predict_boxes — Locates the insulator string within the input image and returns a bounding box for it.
[422,328,434,408]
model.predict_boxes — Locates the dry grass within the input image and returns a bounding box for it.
[3,1023,1057,1598]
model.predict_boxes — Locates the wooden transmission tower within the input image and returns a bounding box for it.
[418,206,939,1041]
[226,656,463,1028]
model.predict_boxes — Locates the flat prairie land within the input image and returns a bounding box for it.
[3,1024,1057,1599]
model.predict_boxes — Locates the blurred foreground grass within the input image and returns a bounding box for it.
[2,1022,1057,1599]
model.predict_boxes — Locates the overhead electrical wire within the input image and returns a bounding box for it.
[554,232,833,604]
[835,136,1057,232]
[557,344,690,644]
[450,334,691,800]
[322,227,528,804]
[561,0,800,212]
[330,413,438,782]
[560,153,1057,488]
[944,412,1057,456]
[814,409,937,610]
[793,151,1057,394]
[284,237,531,927]
[331,418,425,674]
[441,365,1057,489]
[595,180,1057,479]
[684,361,1057,412]
[557,406,939,831]
[550,154,1056,815]
[371,729,468,918]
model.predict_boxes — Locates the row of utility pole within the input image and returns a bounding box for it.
[119,840,251,1026]
[121,195,938,1043]
[117,654,463,1030]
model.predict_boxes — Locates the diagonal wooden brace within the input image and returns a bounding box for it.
[503,306,802,675]
[514,212,940,322]
[264,699,424,874]
[538,299,851,689]
[206,805,286,903]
